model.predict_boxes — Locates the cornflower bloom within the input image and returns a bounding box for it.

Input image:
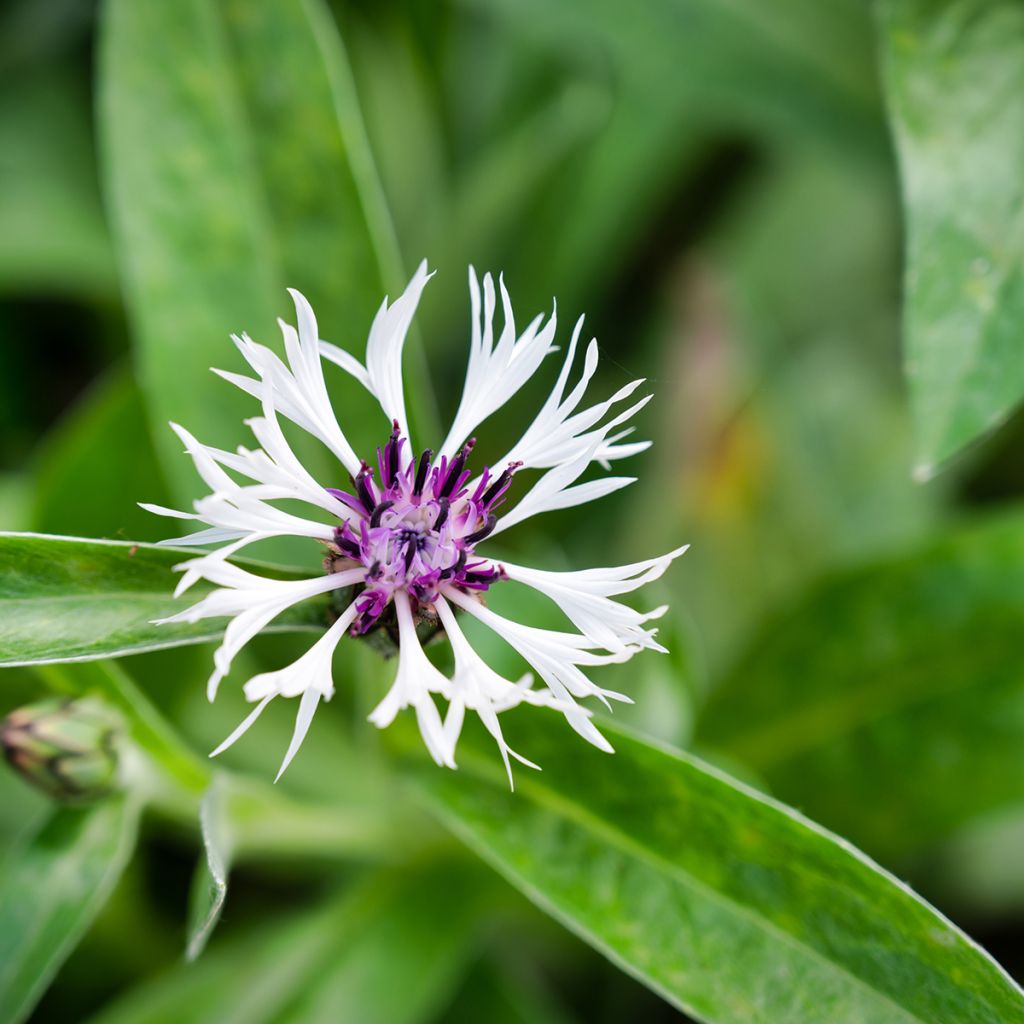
[146,263,685,784]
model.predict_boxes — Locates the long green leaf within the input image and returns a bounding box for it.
[0,533,324,666]
[99,0,425,510]
[879,0,1024,474]
[415,715,1024,1023]
[86,865,483,1024]
[697,511,1024,863]
[0,797,140,1024]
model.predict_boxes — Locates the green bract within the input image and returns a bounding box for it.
[1,697,120,803]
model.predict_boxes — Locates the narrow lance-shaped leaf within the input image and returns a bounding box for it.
[0,797,141,1024]
[0,534,326,667]
[414,714,1024,1024]
[696,511,1024,864]
[99,0,435,512]
[879,0,1024,474]
[186,776,233,961]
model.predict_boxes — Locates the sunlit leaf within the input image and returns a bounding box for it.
[0,534,323,666]
[416,715,1024,1023]
[879,0,1024,474]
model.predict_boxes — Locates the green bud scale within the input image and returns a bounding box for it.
[1,698,120,802]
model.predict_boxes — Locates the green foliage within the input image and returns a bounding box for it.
[0,798,140,1024]
[879,0,1024,474]
[30,367,169,543]
[0,66,116,299]
[0,535,326,666]
[99,0,424,508]
[416,715,1024,1023]
[185,777,231,961]
[3,0,1024,1019]
[697,512,1024,863]
[86,865,483,1024]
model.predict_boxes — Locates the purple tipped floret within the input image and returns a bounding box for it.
[329,430,513,635]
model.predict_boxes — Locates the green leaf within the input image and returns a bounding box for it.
[879,0,1024,474]
[0,797,140,1024]
[415,715,1024,1023]
[86,865,483,1024]
[0,533,324,666]
[697,511,1024,863]
[186,776,232,961]
[98,0,427,509]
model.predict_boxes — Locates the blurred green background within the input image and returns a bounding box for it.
[2,0,1024,1021]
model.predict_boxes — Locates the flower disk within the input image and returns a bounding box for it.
[144,263,686,785]
[331,428,509,636]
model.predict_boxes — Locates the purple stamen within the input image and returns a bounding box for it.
[463,514,497,546]
[433,497,450,531]
[369,499,395,528]
[328,429,513,636]
[480,460,522,511]
[354,463,377,513]
[413,449,433,497]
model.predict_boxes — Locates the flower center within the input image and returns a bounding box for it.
[327,423,518,634]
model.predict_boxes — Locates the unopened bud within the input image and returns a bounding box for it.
[1,698,121,802]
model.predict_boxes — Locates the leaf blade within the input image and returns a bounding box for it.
[416,716,1024,1023]
[0,797,140,1024]
[879,0,1024,472]
[186,776,232,961]
[0,533,325,667]
[697,511,1024,863]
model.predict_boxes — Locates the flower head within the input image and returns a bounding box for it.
[145,263,686,785]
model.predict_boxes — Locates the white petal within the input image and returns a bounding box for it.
[364,260,433,440]
[368,591,455,768]
[243,602,357,701]
[443,586,627,754]
[501,548,687,654]
[275,687,323,782]
[209,693,275,758]
[438,268,558,459]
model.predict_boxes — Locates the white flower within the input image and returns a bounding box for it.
[146,262,686,786]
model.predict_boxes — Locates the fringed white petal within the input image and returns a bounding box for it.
[214,287,364,475]
[436,596,575,787]
[493,435,636,536]
[487,320,651,476]
[437,268,558,460]
[156,566,364,700]
[368,591,456,768]
[501,546,688,654]
[443,586,637,754]
[364,260,433,442]
[208,603,357,779]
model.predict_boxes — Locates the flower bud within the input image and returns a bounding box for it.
[1,698,121,802]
